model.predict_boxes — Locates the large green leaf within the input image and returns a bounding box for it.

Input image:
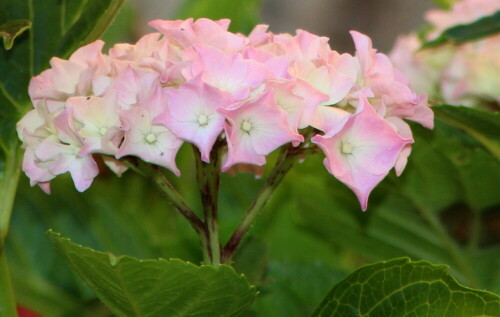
[48,230,257,317]
[422,10,500,48]
[312,258,500,317]
[177,0,262,34]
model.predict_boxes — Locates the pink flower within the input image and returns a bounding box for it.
[17,18,429,200]
[116,88,182,175]
[184,44,270,100]
[148,18,247,53]
[266,80,328,131]
[155,77,231,162]
[350,31,434,129]
[219,91,303,171]
[29,40,110,111]
[35,110,99,192]
[312,96,413,210]
[67,95,123,155]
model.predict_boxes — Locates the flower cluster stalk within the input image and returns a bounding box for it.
[0,143,22,317]
[192,139,223,265]
[0,251,17,317]
[221,144,298,264]
[136,141,302,265]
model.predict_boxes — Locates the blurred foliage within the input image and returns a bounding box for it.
[422,10,500,48]
[177,0,262,34]
[431,0,462,9]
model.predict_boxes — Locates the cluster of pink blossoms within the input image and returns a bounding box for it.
[390,0,500,108]
[17,18,433,210]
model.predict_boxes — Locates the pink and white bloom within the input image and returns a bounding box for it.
[149,18,247,53]
[220,91,303,170]
[350,31,434,129]
[35,110,99,192]
[312,96,413,210]
[185,44,270,100]
[155,77,231,162]
[67,95,123,155]
[116,88,183,175]
[18,17,431,207]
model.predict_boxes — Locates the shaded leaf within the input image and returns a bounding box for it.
[0,19,30,50]
[433,105,500,160]
[312,258,500,317]
[422,10,500,48]
[48,230,257,317]
[249,261,345,317]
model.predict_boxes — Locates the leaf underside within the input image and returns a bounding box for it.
[48,230,257,317]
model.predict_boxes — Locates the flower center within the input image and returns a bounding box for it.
[145,133,157,144]
[341,141,353,154]
[99,127,107,136]
[241,120,253,133]
[197,114,209,126]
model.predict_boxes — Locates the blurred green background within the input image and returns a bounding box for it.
[6,0,499,316]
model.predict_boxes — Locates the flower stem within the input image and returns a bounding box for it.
[0,144,22,245]
[193,141,222,265]
[0,143,22,317]
[0,250,18,317]
[136,161,209,262]
[221,144,299,264]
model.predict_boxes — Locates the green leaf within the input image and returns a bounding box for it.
[312,258,500,317]
[422,10,500,48]
[177,0,262,34]
[433,105,500,160]
[56,0,125,58]
[48,230,257,317]
[0,19,30,50]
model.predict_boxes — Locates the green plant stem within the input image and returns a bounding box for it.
[466,209,481,257]
[137,162,210,263]
[0,250,17,317]
[0,144,22,244]
[221,144,299,264]
[193,143,222,266]
[0,143,22,317]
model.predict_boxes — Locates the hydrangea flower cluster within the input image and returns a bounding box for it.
[17,18,433,210]
[390,0,500,108]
